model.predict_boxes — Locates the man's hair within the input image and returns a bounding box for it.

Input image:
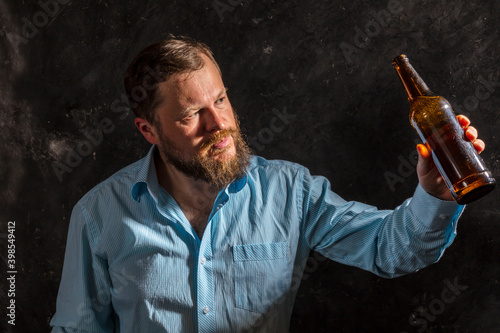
[123,35,221,124]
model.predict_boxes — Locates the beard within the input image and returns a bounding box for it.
[156,121,251,191]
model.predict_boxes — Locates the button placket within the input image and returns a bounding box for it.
[197,217,216,332]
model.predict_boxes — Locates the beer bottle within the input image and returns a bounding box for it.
[392,54,496,204]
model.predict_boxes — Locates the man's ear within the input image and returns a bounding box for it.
[134,117,159,145]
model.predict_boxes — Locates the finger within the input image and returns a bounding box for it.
[465,126,478,141]
[417,143,431,160]
[456,115,470,128]
[416,143,434,173]
[473,138,485,154]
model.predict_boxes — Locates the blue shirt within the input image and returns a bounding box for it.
[50,145,463,333]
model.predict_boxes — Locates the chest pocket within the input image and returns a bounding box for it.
[233,242,291,313]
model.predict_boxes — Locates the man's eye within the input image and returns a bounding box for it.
[216,97,225,104]
[185,111,199,119]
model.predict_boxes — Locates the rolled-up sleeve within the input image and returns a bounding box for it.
[301,169,464,278]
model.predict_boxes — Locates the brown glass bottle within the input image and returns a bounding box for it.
[392,54,496,204]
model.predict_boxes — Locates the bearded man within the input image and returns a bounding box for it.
[50,36,485,332]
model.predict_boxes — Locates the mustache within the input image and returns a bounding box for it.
[199,128,237,153]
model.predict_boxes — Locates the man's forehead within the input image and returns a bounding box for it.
[156,68,225,109]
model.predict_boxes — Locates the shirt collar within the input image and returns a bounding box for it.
[131,145,160,202]
[228,173,247,193]
[130,145,248,202]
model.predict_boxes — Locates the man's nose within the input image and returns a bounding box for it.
[204,107,226,132]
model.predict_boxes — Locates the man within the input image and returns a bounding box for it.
[50,36,485,332]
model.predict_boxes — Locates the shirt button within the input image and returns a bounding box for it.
[200,257,207,265]
[439,214,448,220]
[203,306,210,314]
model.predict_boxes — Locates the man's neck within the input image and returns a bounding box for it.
[154,151,218,239]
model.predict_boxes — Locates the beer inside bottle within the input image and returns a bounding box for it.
[392,54,496,204]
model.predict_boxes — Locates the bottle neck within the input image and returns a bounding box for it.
[392,55,434,102]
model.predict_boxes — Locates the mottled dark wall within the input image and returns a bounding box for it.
[1,0,499,332]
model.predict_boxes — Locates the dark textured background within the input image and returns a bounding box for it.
[1,0,499,332]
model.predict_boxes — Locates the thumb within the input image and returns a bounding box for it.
[416,143,433,175]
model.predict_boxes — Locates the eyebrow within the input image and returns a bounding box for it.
[180,88,228,116]
[181,105,199,116]
[217,88,228,99]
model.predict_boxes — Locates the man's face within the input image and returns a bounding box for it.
[151,54,250,189]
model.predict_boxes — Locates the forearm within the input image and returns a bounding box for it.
[374,184,463,277]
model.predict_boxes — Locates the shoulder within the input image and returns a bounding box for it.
[249,155,306,171]
[68,157,145,243]
[75,157,143,211]
[245,156,336,196]
[246,155,308,183]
